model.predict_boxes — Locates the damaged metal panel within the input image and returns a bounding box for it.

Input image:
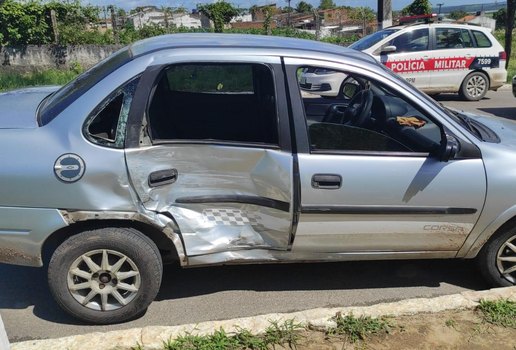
[126,145,293,256]
[61,209,188,265]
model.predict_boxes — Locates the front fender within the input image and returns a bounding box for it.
[461,204,516,258]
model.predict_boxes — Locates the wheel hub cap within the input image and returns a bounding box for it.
[496,235,516,284]
[67,249,141,311]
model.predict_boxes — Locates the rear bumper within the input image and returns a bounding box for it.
[489,69,507,90]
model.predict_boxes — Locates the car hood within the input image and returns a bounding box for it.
[453,108,516,147]
[0,86,60,128]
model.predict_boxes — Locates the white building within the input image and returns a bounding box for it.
[128,7,201,29]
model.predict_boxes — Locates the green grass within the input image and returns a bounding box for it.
[327,312,392,343]
[162,319,304,350]
[478,299,516,328]
[0,68,80,92]
[494,30,516,81]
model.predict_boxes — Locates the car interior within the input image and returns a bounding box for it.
[298,68,442,154]
[148,63,279,146]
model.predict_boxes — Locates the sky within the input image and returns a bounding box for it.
[85,0,498,11]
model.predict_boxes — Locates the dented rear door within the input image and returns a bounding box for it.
[125,55,294,257]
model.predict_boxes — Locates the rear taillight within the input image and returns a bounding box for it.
[499,51,507,60]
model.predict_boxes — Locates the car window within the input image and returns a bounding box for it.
[148,63,278,146]
[84,77,139,148]
[39,48,131,126]
[472,30,492,48]
[348,28,400,51]
[296,66,442,154]
[384,28,429,53]
[435,28,473,49]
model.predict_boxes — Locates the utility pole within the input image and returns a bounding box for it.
[50,9,59,44]
[109,5,119,44]
[437,3,444,14]
[377,0,392,30]
[287,0,291,27]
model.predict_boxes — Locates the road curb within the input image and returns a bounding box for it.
[11,286,516,350]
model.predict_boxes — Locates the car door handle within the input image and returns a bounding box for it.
[422,56,429,61]
[148,169,178,187]
[311,174,342,189]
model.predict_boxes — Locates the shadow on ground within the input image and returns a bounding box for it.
[0,259,488,325]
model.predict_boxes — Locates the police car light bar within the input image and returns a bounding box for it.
[399,13,437,25]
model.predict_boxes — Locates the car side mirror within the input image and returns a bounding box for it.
[341,82,359,99]
[439,133,459,162]
[380,45,397,54]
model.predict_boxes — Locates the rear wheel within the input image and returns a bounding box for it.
[460,72,489,101]
[478,227,516,287]
[48,227,163,324]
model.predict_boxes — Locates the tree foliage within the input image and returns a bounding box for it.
[197,1,241,33]
[449,10,467,20]
[401,0,431,16]
[296,1,313,13]
[318,0,336,10]
[349,7,375,22]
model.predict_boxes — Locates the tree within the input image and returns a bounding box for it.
[198,1,240,33]
[296,1,313,13]
[349,7,375,35]
[449,10,467,20]
[506,0,516,69]
[401,0,431,16]
[493,8,507,29]
[318,0,336,10]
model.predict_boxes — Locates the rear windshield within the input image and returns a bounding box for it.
[38,48,131,126]
[349,29,400,51]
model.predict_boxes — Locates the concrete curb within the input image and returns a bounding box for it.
[11,286,516,350]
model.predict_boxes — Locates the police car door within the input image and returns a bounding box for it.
[429,27,477,92]
[373,28,431,89]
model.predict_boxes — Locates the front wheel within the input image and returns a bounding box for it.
[459,72,489,101]
[478,228,516,287]
[48,227,163,324]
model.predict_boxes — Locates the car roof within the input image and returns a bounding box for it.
[129,33,377,64]
[388,22,492,32]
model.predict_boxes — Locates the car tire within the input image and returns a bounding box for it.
[459,72,489,101]
[48,227,163,324]
[477,227,516,287]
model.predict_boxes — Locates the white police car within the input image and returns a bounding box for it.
[302,16,507,101]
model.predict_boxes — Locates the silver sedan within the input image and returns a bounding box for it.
[0,34,515,324]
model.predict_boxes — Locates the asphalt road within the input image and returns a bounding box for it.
[1,89,515,342]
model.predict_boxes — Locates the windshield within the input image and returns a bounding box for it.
[38,47,132,126]
[349,29,399,51]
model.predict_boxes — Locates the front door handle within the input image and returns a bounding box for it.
[311,174,342,189]
[148,169,178,187]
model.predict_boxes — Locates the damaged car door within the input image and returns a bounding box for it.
[125,57,294,257]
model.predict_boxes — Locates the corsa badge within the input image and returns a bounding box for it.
[54,154,85,183]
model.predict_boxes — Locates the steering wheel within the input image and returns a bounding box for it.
[343,89,374,127]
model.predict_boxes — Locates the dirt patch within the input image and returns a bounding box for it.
[289,309,516,350]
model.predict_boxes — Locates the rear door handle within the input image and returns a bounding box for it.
[148,169,178,187]
[311,174,342,189]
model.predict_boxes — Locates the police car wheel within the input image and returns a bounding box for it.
[477,226,516,287]
[48,227,163,324]
[460,72,489,101]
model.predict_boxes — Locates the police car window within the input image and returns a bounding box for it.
[387,29,429,53]
[472,31,492,48]
[435,28,472,49]
[296,66,442,154]
[461,29,474,47]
